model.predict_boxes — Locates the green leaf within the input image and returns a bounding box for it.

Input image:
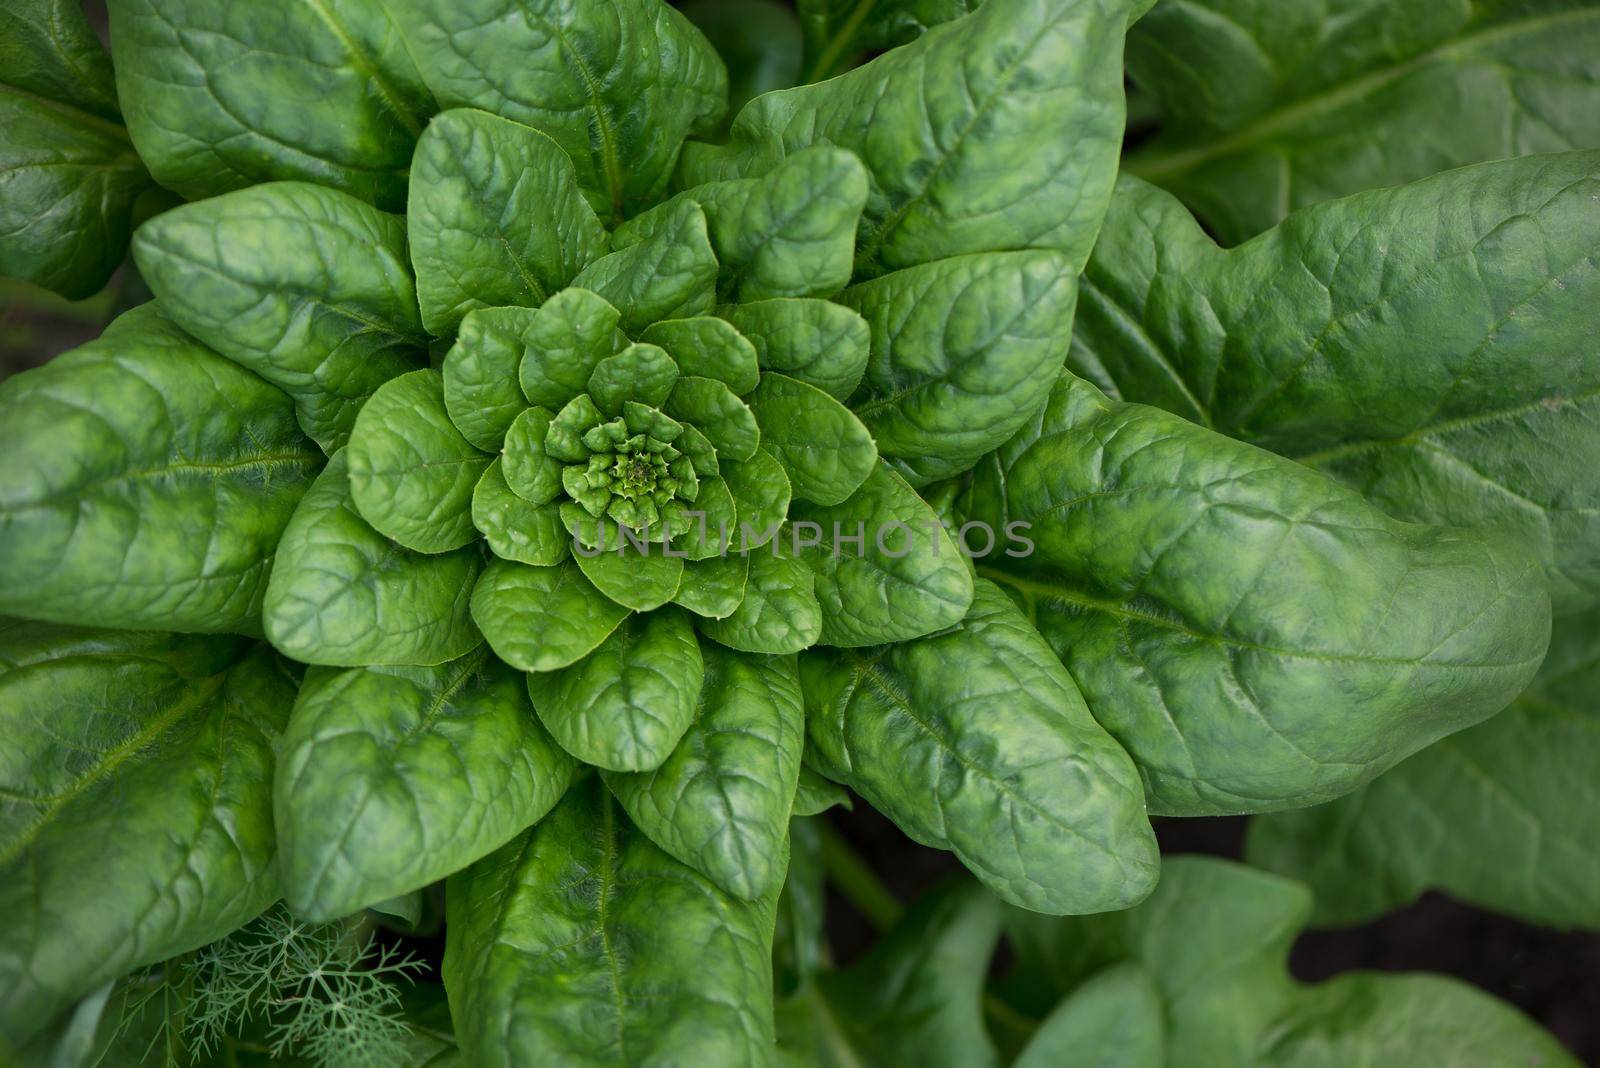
[1004,857,1578,1068]
[275,647,575,921]
[1246,604,1600,929]
[776,879,1001,1068]
[674,554,750,619]
[443,780,779,1068]
[749,373,878,505]
[793,462,973,646]
[0,628,290,1044]
[683,0,1149,277]
[408,108,608,336]
[1073,159,1600,612]
[108,0,433,209]
[773,816,826,997]
[442,306,538,451]
[802,581,1159,913]
[0,304,322,636]
[1013,963,1164,1068]
[842,250,1077,486]
[640,316,762,395]
[472,458,570,567]
[718,298,870,401]
[603,645,804,899]
[470,558,629,672]
[390,0,727,222]
[0,0,120,119]
[724,447,792,551]
[966,372,1553,815]
[132,181,428,452]
[588,343,679,415]
[667,377,761,462]
[572,199,719,333]
[265,450,483,667]
[792,766,850,818]
[518,288,625,410]
[527,609,704,772]
[346,369,492,553]
[1124,1,1600,242]
[500,407,564,505]
[701,549,823,655]
[795,0,977,81]
[573,546,686,613]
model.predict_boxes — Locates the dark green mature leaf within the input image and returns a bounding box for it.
[1012,963,1163,1068]
[604,646,804,899]
[795,0,977,82]
[641,316,761,395]
[794,462,973,646]
[1247,605,1600,928]
[388,0,727,222]
[683,0,1151,278]
[408,108,608,336]
[802,581,1159,914]
[574,199,719,333]
[1125,0,1600,243]
[668,377,761,461]
[470,558,629,672]
[264,450,484,667]
[0,0,120,118]
[276,647,575,921]
[776,879,1000,1068]
[346,369,492,553]
[472,459,569,566]
[701,549,823,655]
[518,288,625,410]
[749,374,877,505]
[0,304,322,636]
[444,307,537,451]
[0,628,290,1045]
[719,299,870,401]
[1072,158,1600,611]
[527,609,704,772]
[842,250,1077,486]
[108,0,433,209]
[133,181,428,452]
[791,766,850,818]
[444,780,780,1067]
[967,372,1552,815]
[1004,857,1577,1068]
[773,816,826,998]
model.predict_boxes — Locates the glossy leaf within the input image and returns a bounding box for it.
[470,558,629,673]
[723,448,792,551]
[500,407,564,505]
[264,450,484,667]
[472,458,570,566]
[589,343,679,415]
[572,199,719,333]
[718,298,870,401]
[700,549,823,655]
[0,0,121,118]
[0,305,322,636]
[443,306,538,451]
[674,554,750,620]
[518,288,625,410]
[667,377,761,462]
[276,647,575,921]
[749,373,877,506]
[792,766,850,818]
[640,316,761,395]
[573,546,686,613]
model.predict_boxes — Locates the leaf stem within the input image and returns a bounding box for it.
[816,821,903,932]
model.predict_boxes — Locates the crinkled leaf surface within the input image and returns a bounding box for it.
[389,0,727,222]
[749,373,877,506]
[518,288,625,410]
[470,558,629,672]
[264,450,484,667]
[674,553,750,619]
[133,181,428,452]
[572,546,686,613]
[408,108,608,336]
[1247,605,1600,929]
[1124,0,1600,242]
[683,0,1150,278]
[527,609,704,772]
[443,779,779,1068]
[700,548,823,655]
[276,647,575,921]
[0,626,290,1045]
[1,0,120,118]
[0,304,322,636]
[802,581,1159,914]
[109,0,434,209]
[640,316,761,395]
[501,406,564,505]
[589,343,679,414]
[443,306,538,451]
[667,376,760,461]
[724,447,792,550]
[718,298,869,401]
[966,372,1552,815]
[573,199,719,333]
[603,645,804,899]
[472,458,569,566]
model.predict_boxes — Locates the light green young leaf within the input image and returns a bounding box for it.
[500,407,564,505]
[527,609,704,772]
[842,250,1077,486]
[346,369,492,553]
[1124,0,1600,242]
[1247,604,1600,929]
[700,549,823,655]
[0,304,322,636]
[109,0,433,209]
[572,199,719,333]
[604,645,804,899]
[674,554,750,619]
[276,647,575,921]
[589,343,679,414]
[1073,159,1600,611]
[667,377,761,462]
[723,448,792,551]
[132,181,428,452]
[684,0,1150,277]
[443,306,538,451]
[795,0,976,81]
[802,581,1159,914]
[718,298,870,401]
[0,630,290,1045]
[408,108,608,336]
[470,558,629,672]
[472,459,570,566]
[793,462,973,647]
[749,373,877,505]
[573,546,686,613]
[265,450,484,667]
[518,288,625,410]
[444,780,779,1068]
[641,317,762,395]
[679,476,740,562]
[389,0,727,222]
[967,372,1552,816]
